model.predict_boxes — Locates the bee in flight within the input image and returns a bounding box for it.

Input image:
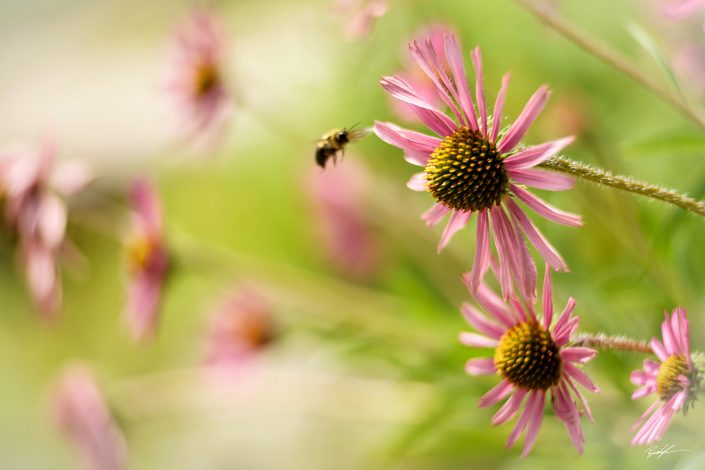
[315,126,370,169]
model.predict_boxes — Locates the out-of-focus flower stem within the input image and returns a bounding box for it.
[512,0,705,132]
[541,155,705,218]
[570,332,652,353]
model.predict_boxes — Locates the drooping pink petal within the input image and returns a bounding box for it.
[421,202,450,226]
[468,282,517,327]
[126,270,165,341]
[664,0,705,19]
[437,210,471,252]
[490,205,519,298]
[506,391,539,448]
[406,172,426,191]
[498,85,550,153]
[563,362,600,392]
[507,168,575,191]
[564,375,595,422]
[465,357,496,375]
[492,388,528,426]
[460,303,504,339]
[379,75,457,136]
[521,391,546,458]
[510,184,582,227]
[37,193,68,250]
[466,210,490,292]
[552,382,585,454]
[503,136,574,170]
[51,161,93,196]
[479,379,514,407]
[490,73,511,142]
[373,121,440,157]
[541,264,553,328]
[506,199,568,272]
[459,331,498,348]
[130,179,163,239]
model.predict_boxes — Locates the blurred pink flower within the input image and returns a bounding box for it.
[461,266,598,456]
[390,23,456,123]
[631,307,697,445]
[333,0,388,40]
[0,139,91,317]
[165,9,233,145]
[662,0,705,29]
[124,179,169,341]
[375,33,581,300]
[308,161,380,278]
[52,365,127,470]
[204,287,276,373]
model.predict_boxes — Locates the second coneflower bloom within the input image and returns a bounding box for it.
[631,307,700,445]
[165,9,233,144]
[124,179,169,341]
[461,266,599,456]
[375,33,581,299]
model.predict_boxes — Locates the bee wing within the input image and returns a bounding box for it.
[348,127,372,142]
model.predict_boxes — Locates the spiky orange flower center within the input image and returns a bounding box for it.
[656,354,689,401]
[195,63,220,96]
[424,127,507,212]
[494,320,562,390]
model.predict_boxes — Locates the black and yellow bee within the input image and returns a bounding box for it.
[315,126,370,168]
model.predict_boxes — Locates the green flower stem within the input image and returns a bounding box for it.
[570,332,652,354]
[540,156,705,218]
[512,0,705,132]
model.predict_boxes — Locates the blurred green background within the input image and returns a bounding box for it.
[1,0,705,468]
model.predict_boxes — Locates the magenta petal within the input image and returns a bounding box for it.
[126,271,164,341]
[443,33,478,130]
[664,0,705,19]
[51,161,93,196]
[542,265,553,328]
[661,311,679,356]
[460,303,504,339]
[510,184,582,227]
[380,75,457,136]
[552,297,576,339]
[130,179,162,238]
[508,168,575,191]
[563,362,599,392]
[421,203,450,226]
[437,210,471,252]
[521,391,546,458]
[471,47,488,136]
[503,136,574,170]
[492,388,527,426]
[479,380,514,407]
[373,121,440,157]
[459,331,498,348]
[37,193,68,250]
[465,357,496,375]
[561,347,597,364]
[469,282,517,327]
[490,73,511,142]
[506,391,538,448]
[406,173,427,192]
[498,85,550,153]
[506,199,568,272]
[650,338,668,362]
[466,210,490,292]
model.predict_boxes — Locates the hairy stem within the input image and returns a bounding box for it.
[571,332,652,353]
[540,156,705,218]
[512,0,705,132]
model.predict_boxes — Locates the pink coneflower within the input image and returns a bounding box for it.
[124,179,169,341]
[461,266,598,456]
[308,160,380,278]
[630,307,700,445]
[204,287,276,373]
[662,0,705,30]
[165,9,233,145]
[52,365,127,470]
[390,24,456,123]
[0,140,91,317]
[333,0,388,40]
[375,33,580,300]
